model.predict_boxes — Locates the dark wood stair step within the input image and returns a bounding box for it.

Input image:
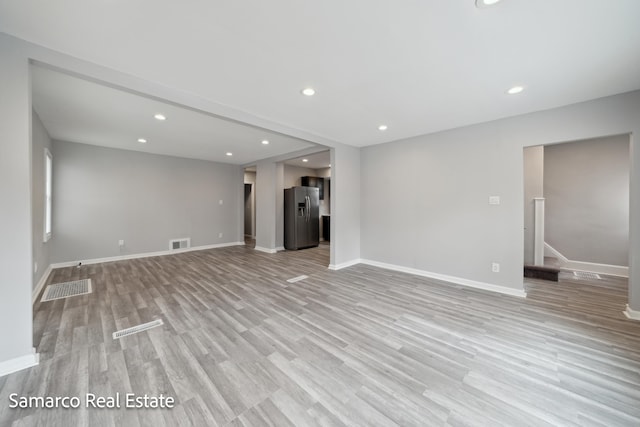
[524,265,560,282]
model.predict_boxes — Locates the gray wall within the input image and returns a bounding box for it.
[0,37,34,365]
[361,91,640,296]
[276,163,284,249]
[50,141,242,263]
[544,135,629,266]
[255,161,277,250]
[331,145,360,267]
[523,146,544,265]
[31,111,53,288]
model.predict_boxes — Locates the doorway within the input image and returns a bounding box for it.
[523,134,630,277]
[244,167,256,247]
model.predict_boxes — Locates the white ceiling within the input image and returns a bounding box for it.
[284,151,331,170]
[3,0,640,149]
[31,66,316,164]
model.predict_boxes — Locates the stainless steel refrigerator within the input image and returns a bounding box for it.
[284,186,319,250]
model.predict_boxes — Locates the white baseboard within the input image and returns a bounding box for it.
[359,259,527,298]
[276,246,285,252]
[624,304,640,321]
[328,259,362,271]
[564,260,628,278]
[32,264,53,304]
[254,246,277,254]
[50,241,245,269]
[0,348,39,377]
[543,243,628,278]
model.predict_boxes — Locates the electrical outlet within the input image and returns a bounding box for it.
[492,262,500,273]
[218,232,223,238]
[219,199,223,205]
[118,240,125,247]
[489,196,501,205]
[34,262,38,273]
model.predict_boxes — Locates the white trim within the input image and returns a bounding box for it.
[328,259,362,270]
[50,241,245,269]
[32,264,53,304]
[276,246,285,252]
[624,305,640,321]
[544,242,569,264]
[359,259,527,298]
[0,349,39,377]
[254,246,277,254]
[563,261,628,278]
[543,243,628,277]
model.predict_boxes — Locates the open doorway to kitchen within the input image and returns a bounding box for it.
[282,150,331,253]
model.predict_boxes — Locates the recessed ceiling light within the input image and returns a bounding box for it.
[226,152,233,156]
[137,138,147,143]
[301,88,316,96]
[378,125,388,131]
[154,114,167,121]
[475,0,502,8]
[262,140,270,145]
[302,159,309,162]
[507,85,524,95]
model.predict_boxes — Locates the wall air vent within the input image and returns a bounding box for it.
[170,237,191,250]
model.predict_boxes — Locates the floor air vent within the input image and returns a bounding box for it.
[170,238,191,250]
[573,271,601,280]
[287,275,308,283]
[113,319,164,340]
[41,279,92,302]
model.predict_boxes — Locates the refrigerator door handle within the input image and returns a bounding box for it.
[306,196,310,222]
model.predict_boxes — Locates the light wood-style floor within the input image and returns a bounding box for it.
[1,244,640,426]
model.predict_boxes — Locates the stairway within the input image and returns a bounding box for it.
[524,257,561,282]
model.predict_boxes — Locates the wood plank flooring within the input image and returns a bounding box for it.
[1,244,640,426]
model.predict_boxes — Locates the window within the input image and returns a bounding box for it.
[44,148,52,242]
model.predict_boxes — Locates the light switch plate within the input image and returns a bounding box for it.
[489,196,500,205]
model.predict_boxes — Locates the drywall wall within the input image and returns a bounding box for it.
[275,163,284,249]
[361,91,640,297]
[331,145,360,268]
[244,171,256,184]
[0,37,36,370]
[31,111,53,289]
[255,161,277,251]
[523,146,544,265]
[50,141,242,263]
[544,135,629,266]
